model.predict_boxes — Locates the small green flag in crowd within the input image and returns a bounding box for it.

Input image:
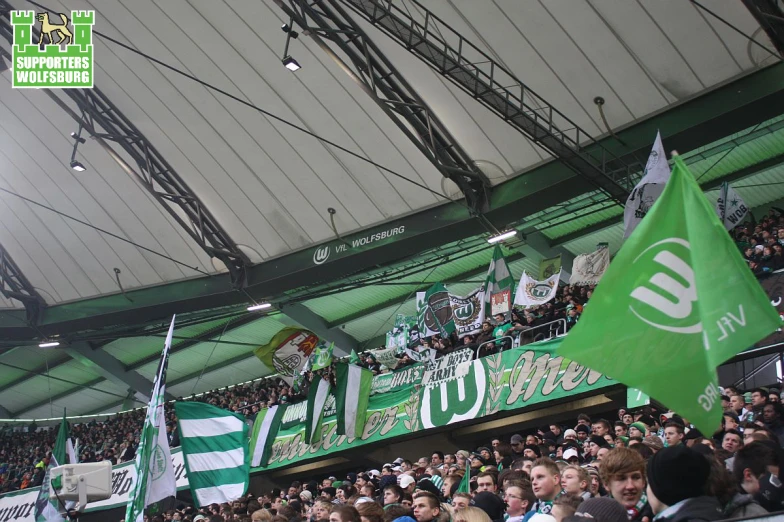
[175,402,249,507]
[559,156,781,434]
[250,404,287,468]
[35,410,74,522]
[455,468,471,495]
[305,377,331,444]
[334,363,372,439]
[483,245,515,321]
[311,343,334,371]
[349,349,360,364]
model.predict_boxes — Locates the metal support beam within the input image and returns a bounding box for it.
[335,0,634,204]
[550,150,784,248]
[0,15,251,288]
[277,303,359,356]
[0,404,12,418]
[0,242,46,324]
[741,0,784,57]
[275,0,491,212]
[64,341,172,401]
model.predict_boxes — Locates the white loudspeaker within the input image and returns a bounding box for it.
[49,461,112,511]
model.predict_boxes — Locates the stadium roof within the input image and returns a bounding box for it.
[0,0,782,418]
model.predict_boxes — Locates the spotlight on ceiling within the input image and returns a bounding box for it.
[282,56,301,72]
[247,302,272,312]
[70,159,86,172]
[487,230,518,244]
[70,131,86,144]
[39,340,60,348]
[281,23,299,39]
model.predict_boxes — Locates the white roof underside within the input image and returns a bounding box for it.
[0,0,774,307]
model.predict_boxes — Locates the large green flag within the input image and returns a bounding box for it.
[483,246,515,321]
[558,156,780,434]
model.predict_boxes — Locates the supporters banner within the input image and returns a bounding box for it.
[569,245,610,286]
[253,327,318,384]
[559,156,781,435]
[372,346,401,370]
[514,271,560,307]
[716,182,750,231]
[449,288,485,338]
[538,255,562,280]
[416,283,456,338]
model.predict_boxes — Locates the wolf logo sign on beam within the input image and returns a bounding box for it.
[10,10,94,88]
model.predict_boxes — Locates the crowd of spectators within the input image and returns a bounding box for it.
[737,208,784,275]
[129,393,784,522]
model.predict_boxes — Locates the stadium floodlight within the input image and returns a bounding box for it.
[39,340,60,348]
[282,56,301,71]
[247,302,272,312]
[487,230,517,244]
[70,159,86,172]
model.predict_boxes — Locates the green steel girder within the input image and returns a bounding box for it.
[1,63,783,341]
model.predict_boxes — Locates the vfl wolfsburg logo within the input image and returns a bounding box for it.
[453,294,481,327]
[526,281,555,300]
[150,444,168,480]
[629,238,701,334]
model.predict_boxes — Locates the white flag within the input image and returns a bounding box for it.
[570,245,610,286]
[716,182,750,231]
[125,317,177,522]
[514,271,560,307]
[623,132,671,238]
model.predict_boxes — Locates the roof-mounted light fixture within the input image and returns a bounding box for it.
[281,17,301,71]
[70,123,87,172]
[39,340,60,348]
[247,302,272,312]
[487,230,518,244]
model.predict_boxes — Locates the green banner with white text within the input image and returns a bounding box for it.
[256,338,616,470]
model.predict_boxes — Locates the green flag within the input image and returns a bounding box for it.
[249,404,287,468]
[349,349,360,364]
[334,363,372,438]
[538,255,562,280]
[484,246,515,321]
[304,377,331,444]
[558,156,780,434]
[35,411,70,522]
[455,469,470,495]
[175,402,249,507]
[311,343,334,371]
[416,282,456,337]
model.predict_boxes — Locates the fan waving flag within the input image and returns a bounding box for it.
[305,377,331,444]
[125,317,177,522]
[249,404,287,468]
[558,156,781,434]
[483,246,515,321]
[335,363,372,438]
[175,402,249,507]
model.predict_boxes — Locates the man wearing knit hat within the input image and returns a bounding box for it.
[646,445,723,521]
[572,497,628,522]
[628,422,647,438]
[563,429,577,442]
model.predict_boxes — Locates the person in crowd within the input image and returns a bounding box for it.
[550,494,582,522]
[598,447,652,521]
[503,481,535,522]
[330,505,361,522]
[646,445,723,521]
[523,458,560,520]
[662,422,684,447]
[411,492,442,522]
[560,465,590,501]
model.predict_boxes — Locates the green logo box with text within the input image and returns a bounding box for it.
[11,10,94,88]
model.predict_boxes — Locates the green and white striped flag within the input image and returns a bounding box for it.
[35,410,73,522]
[305,377,331,444]
[249,404,287,468]
[125,316,177,522]
[483,245,515,321]
[334,363,372,439]
[174,402,249,507]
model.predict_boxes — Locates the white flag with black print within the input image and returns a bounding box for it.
[716,182,750,231]
[623,131,671,238]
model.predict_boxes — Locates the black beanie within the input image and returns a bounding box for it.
[588,435,608,448]
[472,491,505,520]
[647,445,710,506]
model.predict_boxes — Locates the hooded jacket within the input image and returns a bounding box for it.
[723,493,768,519]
